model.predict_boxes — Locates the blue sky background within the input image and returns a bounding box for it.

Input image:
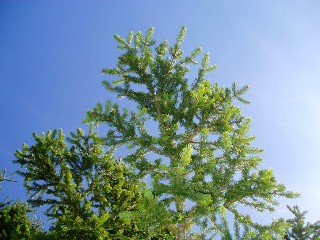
[1,0,320,227]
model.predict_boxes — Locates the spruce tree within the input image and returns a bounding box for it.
[83,27,298,239]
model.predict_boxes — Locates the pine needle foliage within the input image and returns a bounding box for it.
[84,26,298,239]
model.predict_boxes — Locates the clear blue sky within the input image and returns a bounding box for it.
[1,0,320,226]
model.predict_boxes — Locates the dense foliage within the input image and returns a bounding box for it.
[83,27,298,239]
[0,170,45,239]
[11,27,302,239]
[14,127,152,239]
[0,201,45,240]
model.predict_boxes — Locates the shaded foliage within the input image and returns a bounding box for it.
[0,200,45,239]
[285,205,320,240]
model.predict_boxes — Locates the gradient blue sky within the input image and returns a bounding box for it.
[1,1,320,226]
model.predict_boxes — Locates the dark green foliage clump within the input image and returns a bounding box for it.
[0,201,45,240]
[285,205,320,240]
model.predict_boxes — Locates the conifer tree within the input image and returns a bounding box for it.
[0,201,45,240]
[83,27,298,239]
[285,205,320,240]
[0,170,45,239]
[14,127,151,239]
